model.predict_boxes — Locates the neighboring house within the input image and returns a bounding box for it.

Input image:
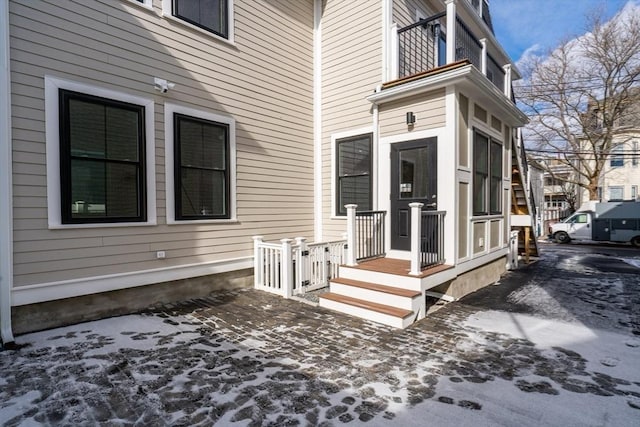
[0,0,530,342]
[591,137,640,203]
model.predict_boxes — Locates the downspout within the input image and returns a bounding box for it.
[0,0,15,345]
[313,0,323,241]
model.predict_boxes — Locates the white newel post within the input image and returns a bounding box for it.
[280,238,294,298]
[445,0,456,64]
[295,236,307,291]
[252,236,264,287]
[409,202,424,276]
[390,23,399,81]
[345,204,358,266]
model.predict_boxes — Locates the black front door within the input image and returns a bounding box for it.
[390,138,437,250]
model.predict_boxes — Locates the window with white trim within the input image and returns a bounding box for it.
[174,114,229,220]
[609,186,624,201]
[610,145,624,167]
[335,134,372,216]
[473,129,502,215]
[60,90,146,224]
[171,0,229,39]
[44,76,156,229]
[164,104,236,224]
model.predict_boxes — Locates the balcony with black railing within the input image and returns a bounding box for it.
[393,2,509,96]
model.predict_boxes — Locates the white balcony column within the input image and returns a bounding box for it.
[445,0,456,64]
[480,38,487,75]
[294,237,307,291]
[280,238,294,298]
[503,63,512,98]
[345,204,358,266]
[252,235,264,287]
[389,23,399,81]
[409,202,424,276]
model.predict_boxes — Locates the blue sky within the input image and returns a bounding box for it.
[490,0,634,63]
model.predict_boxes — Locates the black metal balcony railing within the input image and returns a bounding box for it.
[454,16,481,69]
[397,14,505,93]
[487,53,505,91]
[397,12,445,79]
[421,211,445,269]
[355,210,386,261]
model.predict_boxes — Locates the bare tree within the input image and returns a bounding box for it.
[517,5,640,200]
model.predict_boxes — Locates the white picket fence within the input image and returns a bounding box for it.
[252,236,347,298]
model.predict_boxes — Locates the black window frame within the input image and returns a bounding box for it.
[473,128,502,216]
[172,0,229,39]
[174,113,230,221]
[335,133,373,216]
[59,89,146,225]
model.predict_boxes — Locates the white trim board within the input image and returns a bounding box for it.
[44,75,157,229]
[12,256,253,306]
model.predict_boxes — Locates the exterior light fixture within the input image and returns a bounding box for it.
[406,111,416,125]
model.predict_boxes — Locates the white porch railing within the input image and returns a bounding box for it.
[252,236,347,298]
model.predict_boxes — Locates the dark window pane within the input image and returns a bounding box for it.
[174,0,227,37]
[180,168,226,217]
[69,99,105,158]
[62,90,145,224]
[336,134,372,215]
[400,147,429,199]
[473,131,489,215]
[175,114,229,219]
[106,106,139,161]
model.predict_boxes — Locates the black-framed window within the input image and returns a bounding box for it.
[174,114,229,220]
[473,129,502,215]
[173,0,228,39]
[336,134,372,216]
[59,90,145,224]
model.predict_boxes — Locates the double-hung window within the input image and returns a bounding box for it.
[172,0,228,39]
[59,90,146,224]
[473,129,502,215]
[336,134,372,216]
[174,114,230,220]
[610,146,624,167]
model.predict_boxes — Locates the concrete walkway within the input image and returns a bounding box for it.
[1,244,639,426]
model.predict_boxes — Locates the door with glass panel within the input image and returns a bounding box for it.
[390,138,437,250]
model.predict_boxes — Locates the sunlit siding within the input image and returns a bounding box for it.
[9,0,314,287]
[321,0,382,239]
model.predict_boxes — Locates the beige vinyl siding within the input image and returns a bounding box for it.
[378,90,446,137]
[394,0,439,27]
[320,0,382,239]
[10,0,315,287]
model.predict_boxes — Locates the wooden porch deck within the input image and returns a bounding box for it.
[351,258,453,278]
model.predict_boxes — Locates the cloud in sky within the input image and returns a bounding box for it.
[490,0,636,63]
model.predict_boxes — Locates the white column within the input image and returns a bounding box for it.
[252,236,264,287]
[445,0,457,64]
[389,23,399,81]
[345,204,358,266]
[503,63,512,98]
[294,236,307,290]
[0,0,15,345]
[409,202,424,276]
[280,238,294,298]
[480,38,487,75]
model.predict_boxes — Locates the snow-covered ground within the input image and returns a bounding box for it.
[1,246,639,426]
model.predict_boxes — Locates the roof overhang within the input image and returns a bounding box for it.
[367,63,529,128]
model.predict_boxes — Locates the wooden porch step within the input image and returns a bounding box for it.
[331,278,421,298]
[319,292,413,319]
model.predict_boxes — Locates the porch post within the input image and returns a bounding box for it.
[389,23,399,81]
[503,63,512,98]
[280,238,294,298]
[409,202,424,276]
[294,237,307,292]
[445,0,456,64]
[480,38,487,75]
[345,204,358,266]
[252,236,264,287]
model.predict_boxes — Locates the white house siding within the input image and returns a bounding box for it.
[9,0,314,292]
[320,0,382,240]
